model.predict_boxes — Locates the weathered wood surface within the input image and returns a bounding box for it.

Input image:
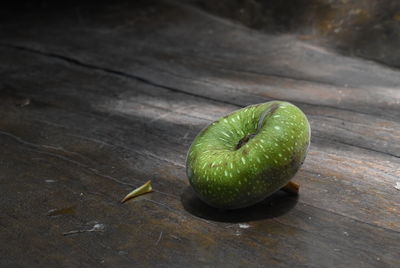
[0,1,399,267]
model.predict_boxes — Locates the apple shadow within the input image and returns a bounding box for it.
[181,186,299,223]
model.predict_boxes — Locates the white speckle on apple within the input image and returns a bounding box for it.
[222,131,230,137]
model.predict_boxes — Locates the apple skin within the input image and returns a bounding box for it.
[186,101,310,209]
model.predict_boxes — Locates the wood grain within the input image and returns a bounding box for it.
[0,1,399,267]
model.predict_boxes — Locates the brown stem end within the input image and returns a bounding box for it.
[281,181,300,195]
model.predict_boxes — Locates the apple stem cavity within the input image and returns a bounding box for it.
[235,103,280,150]
[235,133,256,150]
[257,103,280,132]
[281,181,300,195]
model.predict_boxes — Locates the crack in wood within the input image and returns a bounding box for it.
[299,201,400,235]
[1,42,398,123]
[313,134,400,159]
[0,43,241,108]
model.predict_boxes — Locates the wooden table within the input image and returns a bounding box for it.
[1,1,399,267]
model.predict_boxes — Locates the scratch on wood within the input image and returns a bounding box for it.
[155,231,163,245]
[63,223,105,236]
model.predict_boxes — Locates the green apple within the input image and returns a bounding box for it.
[186,101,310,209]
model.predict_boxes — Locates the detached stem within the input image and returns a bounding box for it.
[281,181,300,195]
[121,180,153,203]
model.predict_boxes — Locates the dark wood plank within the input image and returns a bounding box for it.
[1,1,399,120]
[0,97,399,267]
[0,47,399,267]
[0,46,399,229]
[0,1,399,267]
